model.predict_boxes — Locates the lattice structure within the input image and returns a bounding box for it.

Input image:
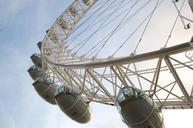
[41,0,193,110]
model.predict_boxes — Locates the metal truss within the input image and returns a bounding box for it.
[41,0,193,109]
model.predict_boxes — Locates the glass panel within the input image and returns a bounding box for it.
[116,101,121,113]
[123,87,134,96]
[146,97,153,106]
[138,91,144,99]
[118,92,125,102]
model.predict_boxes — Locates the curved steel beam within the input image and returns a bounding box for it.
[45,42,193,68]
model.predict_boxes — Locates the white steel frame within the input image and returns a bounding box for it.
[41,0,193,109]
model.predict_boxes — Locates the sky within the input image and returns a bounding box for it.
[0,0,193,128]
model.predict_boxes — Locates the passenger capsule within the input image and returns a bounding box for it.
[31,53,42,67]
[55,86,91,123]
[37,41,42,50]
[116,87,164,128]
[28,65,45,80]
[33,76,57,105]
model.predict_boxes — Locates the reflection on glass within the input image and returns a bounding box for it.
[117,86,154,106]
[123,87,134,96]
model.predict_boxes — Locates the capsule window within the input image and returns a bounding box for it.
[116,101,121,113]
[123,87,134,96]
[117,92,125,102]
[133,89,144,100]
[138,92,144,99]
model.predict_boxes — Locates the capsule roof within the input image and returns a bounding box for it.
[28,65,45,80]
[37,41,42,50]
[55,85,80,98]
[31,53,42,67]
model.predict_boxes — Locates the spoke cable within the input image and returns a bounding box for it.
[72,0,127,55]
[164,0,186,47]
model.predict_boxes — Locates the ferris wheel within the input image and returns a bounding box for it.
[28,0,193,127]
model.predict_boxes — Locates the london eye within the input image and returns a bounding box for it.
[28,0,193,127]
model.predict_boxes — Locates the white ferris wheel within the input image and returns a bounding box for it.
[28,0,193,127]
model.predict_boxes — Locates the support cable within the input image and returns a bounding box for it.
[133,0,161,54]
[112,0,164,56]
[84,0,153,57]
[94,0,139,57]
[164,0,186,47]
[71,0,126,54]
[68,0,135,43]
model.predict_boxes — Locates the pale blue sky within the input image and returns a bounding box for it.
[0,0,193,128]
[0,0,126,128]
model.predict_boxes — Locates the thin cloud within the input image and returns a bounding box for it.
[0,100,16,128]
[0,0,32,15]
[0,0,33,24]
